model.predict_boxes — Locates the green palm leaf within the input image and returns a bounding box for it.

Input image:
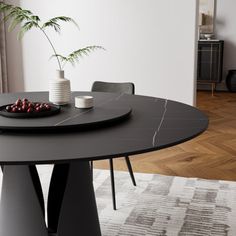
[68,46,104,61]
[0,3,104,71]
[42,16,79,33]
[0,3,38,32]
[51,46,104,68]
[0,3,13,11]
[1,7,23,24]
[43,21,61,33]
[61,46,105,67]
[31,15,40,22]
[8,14,26,31]
[17,21,38,39]
[50,54,68,62]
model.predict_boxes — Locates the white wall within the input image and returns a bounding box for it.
[215,0,236,87]
[6,0,198,105]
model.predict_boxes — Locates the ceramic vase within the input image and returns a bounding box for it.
[226,70,236,92]
[49,70,71,105]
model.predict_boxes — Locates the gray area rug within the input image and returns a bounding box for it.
[2,166,236,236]
[37,166,236,236]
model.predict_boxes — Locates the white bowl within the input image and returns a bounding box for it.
[75,96,94,108]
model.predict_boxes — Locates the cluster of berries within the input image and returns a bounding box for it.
[5,98,51,113]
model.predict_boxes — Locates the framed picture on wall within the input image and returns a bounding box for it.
[199,0,215,37]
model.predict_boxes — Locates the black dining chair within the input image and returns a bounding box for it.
[91,81,136,210]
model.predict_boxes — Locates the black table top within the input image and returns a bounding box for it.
[0,92,208,165]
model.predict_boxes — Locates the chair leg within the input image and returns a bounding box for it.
[109,158,116,210]
[125,156,136,186]
[90,161,93,182]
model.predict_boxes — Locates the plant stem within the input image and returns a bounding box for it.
[19,10,63,71]
[39,28,62,70]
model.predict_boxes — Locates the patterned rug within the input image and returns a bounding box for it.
[93,170,236,236]
[2,167,236,235]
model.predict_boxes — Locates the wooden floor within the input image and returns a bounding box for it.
[94,91,236,181]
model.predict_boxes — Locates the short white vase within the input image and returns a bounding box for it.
[49,70,71,105]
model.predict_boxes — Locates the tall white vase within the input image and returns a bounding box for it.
[49,70,71,105]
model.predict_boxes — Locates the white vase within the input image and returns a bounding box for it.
[49,70,71,105]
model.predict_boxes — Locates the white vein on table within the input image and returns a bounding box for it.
[152,99,168,147]
[54,93,124,126]
[115,93,125,101]
[54,108,93,126]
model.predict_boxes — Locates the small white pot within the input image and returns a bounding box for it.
[49,70,71,105]
[75,96,94,108]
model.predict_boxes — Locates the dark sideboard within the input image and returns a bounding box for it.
[197,40,224,96]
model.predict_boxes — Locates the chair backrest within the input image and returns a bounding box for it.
[91,81,135,95]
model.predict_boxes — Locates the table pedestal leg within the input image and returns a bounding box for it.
[48,161,101,236]
[0,165,48,236]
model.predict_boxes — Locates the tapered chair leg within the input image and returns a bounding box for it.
[125,156,136,186]
[109,158,116,210]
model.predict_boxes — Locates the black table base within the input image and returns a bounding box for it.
[0,162,101,236]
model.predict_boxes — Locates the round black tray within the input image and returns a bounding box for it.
[0,98,131,132]
[0,103,61,118]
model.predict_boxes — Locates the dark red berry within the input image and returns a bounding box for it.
[27,108,33,113]
[15,99,22,106]
[45,105,51,111]
[22,101,28,106]
[6,106,11,112]
[12,107,17,113]
[22,105,28,111]
[35,107,41,112]
[39,104,45,111]
[28,103,33,108]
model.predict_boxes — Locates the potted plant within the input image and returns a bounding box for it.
[0,3,104,105]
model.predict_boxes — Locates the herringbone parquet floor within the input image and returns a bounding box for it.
[94,91,236,181]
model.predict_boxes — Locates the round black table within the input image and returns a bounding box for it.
[0,92,208,236]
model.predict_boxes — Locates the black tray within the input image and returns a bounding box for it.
[0,103,61,118]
